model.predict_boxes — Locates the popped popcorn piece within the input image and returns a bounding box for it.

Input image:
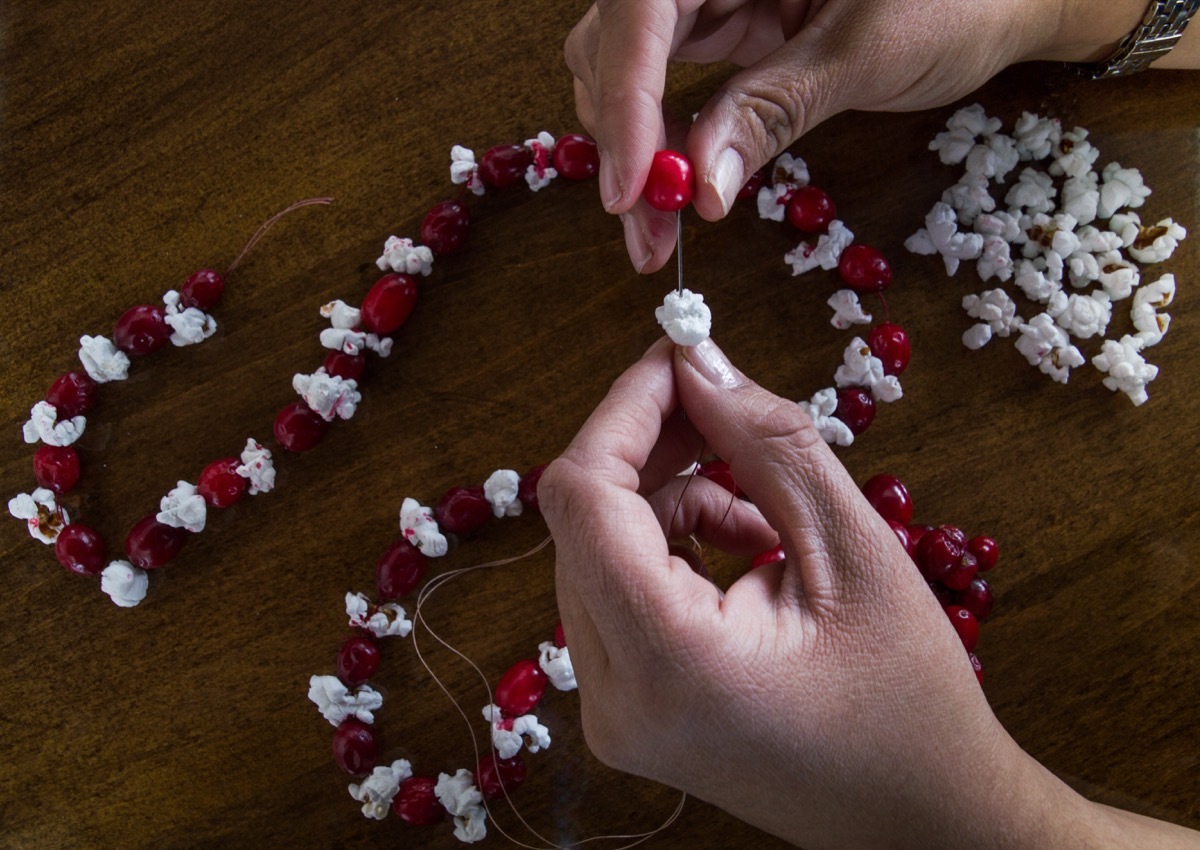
[346,592,413,638]
[399,497,448,557]
[1130,273,1176,349]
[161,290,217,346]
[1076,225,1122,255]
[321,299,361,329]
[1097,162,1151,219]
[1004,168,1056,216]
[964,134,1018,184]
[798,388,854,447]
[907,202,982,275]
[928,125,976,166]
[1134,273,1176,310]
[655,288,711,346]
[8,488,68,544]
[1096,251,1140,300]
[756,153,810,220]
[538,641,577,691]
[1092,335,1159,405]
[1065,250,1101,288]
[942,172,995,224]
[293,368,361,421]
[307,675,384,726]
[1055,291,1112,339]
[946,103,1002,137]
[1045,288,1070,320]
[962,323,994,350]
[1014,313,1085,384]
[1059,173,1099,226]
[963,289,1021,337]
[1023,212,1081,259]
[785,220,854,274]
[973,210,1022,243]
[376,236,434,276]
[78,335,130,383]
[834,338,902,403]
[100,560,149,608]
[450,145,485,196]
[524,131,558,191]
[756,183,792,222]
[363,333,393,358]
[22,401,85,447]
[156,481,207,533]
[827,289,872,329]
[1128,218,1187,264]
[319,327,367,355]
[349,760,413,820]
[482,704,552,759]
[1013,259,1061,304]
[1049,127,1099,178]
[769,152,809,187]
[236,438,275,495]
[435,769,488,844]
[976,236,1013,282]
[483,469,522,518]
[1012,111,1061,161]
[1109,211,1142,248]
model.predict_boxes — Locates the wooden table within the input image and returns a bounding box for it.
[2,2,1196,847]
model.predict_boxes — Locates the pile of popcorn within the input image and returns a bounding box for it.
[906,104,1186,405]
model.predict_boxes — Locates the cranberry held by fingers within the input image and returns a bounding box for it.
[643,150,694,212]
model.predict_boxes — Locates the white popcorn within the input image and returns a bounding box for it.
[320,327,367,355]
[769,152,809,187]
[156,480,207,533]
[1134,273,1176,310]
[161,290,217,346]
[785,220,854,274]
[435,769,488,844]
[22,401,85,447]
[1049,127,1099,178]
[942,172,995,224]
[756,183,792,221]
[1097,162,1151,219]
[1013,259,1061,304]
[1045,289,1069,320]
[1096,251,1140,300]
[483,469,522,518]
[1076,226,1123,255]
[482,704,551,760]
[834,337,902,403]
[973,210,1022,243]
[963,289,1021,336]
[906,203,983,276]
[100,560,149,608]
[450,145,484,196]
[962,324,993,350]
[1128,218,1187,264]
[524,131,558,191]
[929,126,976,165]
[236,438,275,495]
[1043,249,1065,283]
[350,760,413,820]
[307,675,384,726]
[976,236,1013,282]
[1059,173,1099,226]
[363,333,393,358]
[1004,168,1056,216]
[538,641,576,691]
[1014,313,1085,384]
[321,299,361,329]
[827,289,872,329]
[78,335,130,383]
[1130,273,1175,348]
[1065,251,1101,288]
[1055,291,1112,339]
[346,592,412,638]
[1109,211,1142,248]
[293,368,361,421]
[8,488,68,544]
[963,134,1018,184]
[1012,111,1061,161]
[946,103,1002,137]
[399,497,448,557]
[798,388,853,447]
[1092,335,1159,405]
[376,236,434,276]
[655,288,711,346]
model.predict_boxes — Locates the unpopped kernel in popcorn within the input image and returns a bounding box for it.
[376,236,434,276]
[1092,335,1159,405]
[827,289,872,329]
[1096,251,1140,300]
[483,469,522,518]
[655,288,712,346]
[1004,168,1056,216]
[1059,173,1099,226]
[942,172,996,225]
[786,220,855,274]
[1055,291,1112,339]
[538,641,577,691]
[399,497,448,557]
[1049,127,1099,178]
[1128,218,1187,265]
[157,481,207,533]
[345,592,413,638]
[1014,313,1085,384]
[349,759,413,821]
[1012,111,1062,161]
[524,131,558,191]
[307,675,384,726]
[798,388,853,447]
[1097,162,1151,219]
[435,769,488,844]
[482,704,552,759]
[78,335,131,383]
[834,338,902,403]
[236,438,275,495]
[963,289,1021,337]
[450,145,485,196]
[8,488,68,544]
[293,368,361,421]
[162,290,217,346]
[100,560,149,608]
[22,401,85,447]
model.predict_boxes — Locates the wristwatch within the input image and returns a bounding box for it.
[1088,0,1200,78]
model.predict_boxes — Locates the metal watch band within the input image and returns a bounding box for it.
[1089,0,1200,78]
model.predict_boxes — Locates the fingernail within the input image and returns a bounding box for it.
[600,157,622,212]
[622,213,653,272]
[683,338,742,388]
[708,148,744,217]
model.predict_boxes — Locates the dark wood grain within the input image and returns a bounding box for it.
[1,2,1196,848]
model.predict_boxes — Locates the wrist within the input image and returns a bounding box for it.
[1026,0,1150,63]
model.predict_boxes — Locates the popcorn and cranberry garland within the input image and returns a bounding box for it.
[907,103,1187,405]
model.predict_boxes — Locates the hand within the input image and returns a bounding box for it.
[538,337,1196,848]
[566,0,1151,272]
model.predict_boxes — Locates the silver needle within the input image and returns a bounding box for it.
[676,210,683,296]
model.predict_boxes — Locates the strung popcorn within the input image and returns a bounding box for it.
[1130,274,1175,349]
[162,290,217,346]
[1049,127,1099,179]
[1055,291,1112,339]
[1093,335,1159,405]
[346,592,413,638]
[786,219,855,274]
[376,236,434,276]
[1129,218,1187,265]
[100,560,149,608]
[524,131,558,191]
[78,334,130,383]
[799,388,854,447]
[157,481,207,533]
[827,289,872,329]
[449,145,485,196]
[756,152,810,220]
[483,469,522,518]
[905,202,982,275]
[1004,168,1056,216]
[1012,111,1062,162]
[308,675,384,726]
[655,288,711,346]
[22,401,85,447]
[835,338,903,403]
[1059,173,1099,226]
[321,299,361,329]
[1096,251,1140,300]
[8,488,67,544]
[399,498,448,557]
[482,704,551,760]
[962,289,1022,350]
[236,438,275,495]
[1014,313,1085,383]
[293,369,361,421]
[1097,162,1150,219]
[435,769,488,844]
[943,172,995,225]
[350,759,413,820]
[537,641,577,691]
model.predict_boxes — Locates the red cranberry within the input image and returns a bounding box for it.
[907,524,931,549]
[736,167,767,201]
[928,581,956,607]
[360,273,418,335]
[34,444,81,494]
[838,244,892,293]
[125,515,188,569]
[434,486,491,535]
[475,753,527,801]
[45,371,98,418]
[480,144,533,188]
[886,519,913,557]
[181,269,225,311]
[54,524,106,575]
[553,620,566,648]
[835,387,876,435]
[421,200,470,256]
[518,464,548,511]
[495,658,547,716]
[959,576,994,621]
[915,527,964,583]
[968,536,1000,571]
[945,605,979,651]
[868,323,911,376]
[113,304,171,356]
[332,718,377,775]
[941,525,967,547]
[375,539,427,600]
[697,458,741,497]
[336,636,381,687]
[643,150,694,212]
[552,134,600,180]
[393,776,446,825]
[196,458,247,508]
[751,545,786,568]
[942,551,979,591]
[274,401,330,452]
[786,185,837,232]
[861,474,913,525]
[324,351,365,382]
[968,651,984,685]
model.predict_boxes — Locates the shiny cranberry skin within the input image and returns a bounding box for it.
[394,776,446,825]
[786,185,837,232]
[941,525,967,547]
[480,144,533,188]
[552,134,599,180]
[697,458,742,496]
[915,527,963,583]
[928,581,956,607]
[125,516,188,569]
[323,351,365,382]
[55,524,106,575]
[475,753,527,801]
[336,636,381,687]
[942,551,979,591]
[421,200,470,256]
[736,167,767,201]
[375,539,427,600]
[907,524,931,549]
[751,545,786,568]
[518,464,548,510]
[34,444,81,494]
[360,273,418,335]
[968,652,984,685]
[886,519,913,557]
[45,371,98,418]
[838,244,892,293]
[835,387,875,435]
[274,401,330,452]
[181,268,225,311]
[495,658,547,716]
[643,150,694,212]
[946,605,979,651]
[959,576,994,621]
[868,322,911,376]
[113,304,171,356]
[434,486,491,535]
[553,620,566,648]
[332,718,377,775]
[861,474,913,525]
[197,458,247,508]
[968,536,1000,571]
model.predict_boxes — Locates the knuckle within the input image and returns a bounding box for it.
[537,456,589,528]
[743,392,824,460]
